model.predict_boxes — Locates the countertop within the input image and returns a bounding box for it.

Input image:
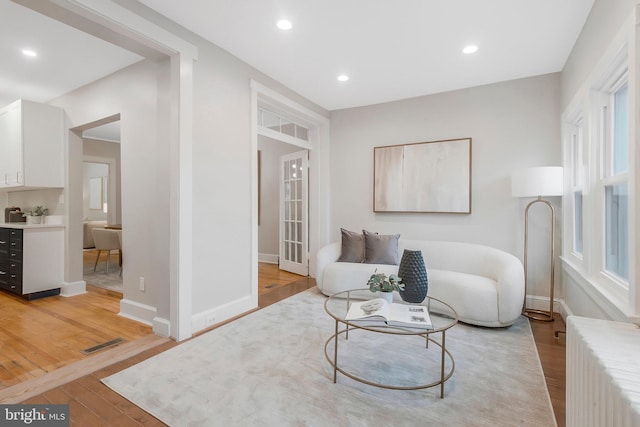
[0,222,64,229]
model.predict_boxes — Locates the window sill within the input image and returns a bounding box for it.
[561,256,632,322]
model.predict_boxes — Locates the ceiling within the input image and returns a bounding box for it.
[136,0,595,110]
[83,121,121,143]
[0,0,142,109]
[0,0,594,115]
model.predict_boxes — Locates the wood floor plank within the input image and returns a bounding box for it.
[258,262,306,295]
[0,334,169,403]
[62,380,123,422]
[530,314,566,427]
[0,327,63,370]
[0,343,42,382]
[67,399,108,427]
[0,278,152,394]
[42,386,73,404]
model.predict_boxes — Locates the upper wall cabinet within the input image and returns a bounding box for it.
[0,99,64,190]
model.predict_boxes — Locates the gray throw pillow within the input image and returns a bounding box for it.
[337,228,365,263]
[363,229,400,265]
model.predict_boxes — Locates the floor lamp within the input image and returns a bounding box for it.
[511,166,563,322]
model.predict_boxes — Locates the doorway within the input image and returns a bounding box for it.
[257,135,309,267]
[80,118,123,295]
[251,80,331,308]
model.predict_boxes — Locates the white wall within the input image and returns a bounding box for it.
[49,59,167,325]
[6,188,64,217]
[142,15,329,325]
[329,73,562,300]
[43,2,330,336]
[258,136,300,259]
[561,0,638,107]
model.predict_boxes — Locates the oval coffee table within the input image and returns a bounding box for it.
[324,289,458,398]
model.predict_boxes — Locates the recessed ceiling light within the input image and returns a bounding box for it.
[277,19,292,30]
[337,74,349,82]
[462,45,478,54]
[22,49,37,58]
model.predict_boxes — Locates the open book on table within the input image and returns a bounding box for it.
[345,298,433,330]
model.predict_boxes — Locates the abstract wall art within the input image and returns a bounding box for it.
[373,138,472,213]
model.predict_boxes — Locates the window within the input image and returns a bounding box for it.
[258,108,309,142]
[612,84,629,174]
[560,28,637,319]
[602,81,629,283]
[605,183,628,279]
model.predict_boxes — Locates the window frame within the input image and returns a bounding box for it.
[598,72,630,288]
[561,44,634,318]
[567,119,585,260]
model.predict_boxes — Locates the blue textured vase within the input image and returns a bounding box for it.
[398,249,428,303]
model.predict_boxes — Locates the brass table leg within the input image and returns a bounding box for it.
[440,330,446,398]
[333,319,338,383]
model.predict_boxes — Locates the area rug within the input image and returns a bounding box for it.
[102,287,556,426]
[83,262,123,293]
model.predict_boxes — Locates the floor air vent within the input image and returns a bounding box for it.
[81,338,125,355]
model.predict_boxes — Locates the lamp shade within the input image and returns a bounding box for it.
[511,166,563,198]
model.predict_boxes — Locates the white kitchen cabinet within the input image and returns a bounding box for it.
[0,102,22,186]
[0,99,64,189]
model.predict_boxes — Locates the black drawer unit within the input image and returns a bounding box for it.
[8,259,22,294]
[0,228,12,291]
[0,226,62,299]
[0,259,9,289]
[0,228,23,296]
[9,237,23,251]
[0,227,9,254]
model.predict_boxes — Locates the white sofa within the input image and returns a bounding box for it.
[316,239,525,327]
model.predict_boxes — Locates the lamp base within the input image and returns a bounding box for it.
[523,308,554,322]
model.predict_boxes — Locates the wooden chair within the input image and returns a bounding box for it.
[91,228,121,274]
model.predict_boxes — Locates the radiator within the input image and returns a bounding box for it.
[567,316,640,427]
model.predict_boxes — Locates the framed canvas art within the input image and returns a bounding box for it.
[373,138,472,213]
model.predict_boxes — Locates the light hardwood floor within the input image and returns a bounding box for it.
[0,286,151,391]
[258,262,306,296]
[4,263,565,426]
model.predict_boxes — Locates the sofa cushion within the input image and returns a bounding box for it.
[337,228,365,263]
[426,269,499,325]
[321,262,399,296]
[321,264,500,325]
[363,230,400,265]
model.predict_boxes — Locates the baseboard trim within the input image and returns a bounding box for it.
[557,299,573,320]
[525,295,566,317]
[191,295,255,335]
[258,253,278,264]
[120,298,156,326]
[60,280,87,297]
[152,316,171,337]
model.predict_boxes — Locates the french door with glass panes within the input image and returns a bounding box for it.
[279,150,309,276]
